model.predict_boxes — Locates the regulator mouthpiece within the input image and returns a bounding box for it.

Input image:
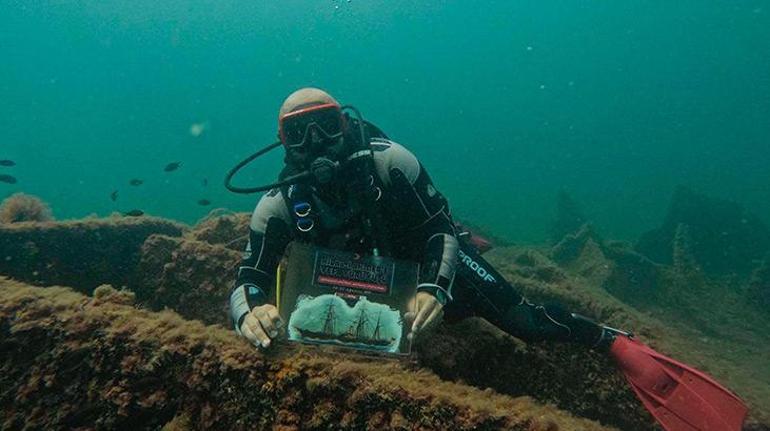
[310,157,339,184]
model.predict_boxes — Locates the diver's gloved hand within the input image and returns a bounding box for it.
[240,304,284,349]
[405,291,444,341]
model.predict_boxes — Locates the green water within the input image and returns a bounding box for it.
[2,1,769,242]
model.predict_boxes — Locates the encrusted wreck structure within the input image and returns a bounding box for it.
[1,194,769,430]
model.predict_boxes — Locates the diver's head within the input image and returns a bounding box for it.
[224,88,375,195]
[278,88,349,169]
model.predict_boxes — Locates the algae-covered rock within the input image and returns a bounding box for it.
[1,212,768,429]
[415,318,654,431]
[92,284,136,306]
[508,248,567,283]
[0,278,617,431]
[0,217,186,291]
[135,234,240,325]
[188,210,251,251]
[636,186,770,274]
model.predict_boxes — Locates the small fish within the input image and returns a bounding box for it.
[110,190,118,201]
[197,199,211,206]
[0,160,16,167]
[129,179,143,186]
[202,178,208,187]
[124,209,145,217]
[0,174,17,184]
[164,162,181,172]
[189,121,209,137]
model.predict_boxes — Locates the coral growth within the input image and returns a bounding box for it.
[0,193,53,224]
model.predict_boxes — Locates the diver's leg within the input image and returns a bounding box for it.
[450,242,614,349]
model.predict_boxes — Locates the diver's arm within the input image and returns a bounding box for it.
[406,166,459,305]
[373,141,459,304]
[229,190,292,336]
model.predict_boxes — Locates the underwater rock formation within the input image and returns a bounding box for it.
[0,216,238,325]
[1,213,768,429]
[187,210,251,251]
[415,318,653,431]
[636,186,770,274]
[510,248,568,284]
[135,234,240,325]
[0,279,617,431]
[0,193,53,224]
[0,216,185,291]
[550,190,587,245]
[429,245,671,430]
[0,212,251,323]
[457,245,770,430]
[551,224,605,269]
[550,224,659,303]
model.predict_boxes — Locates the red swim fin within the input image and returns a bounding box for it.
[610,335,748,431]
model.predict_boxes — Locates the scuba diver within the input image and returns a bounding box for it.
[226,88,747,431]
[227,87,614,351]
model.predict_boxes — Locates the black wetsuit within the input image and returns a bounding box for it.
[229,138,605,348]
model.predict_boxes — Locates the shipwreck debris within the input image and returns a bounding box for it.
[636,186,770,274]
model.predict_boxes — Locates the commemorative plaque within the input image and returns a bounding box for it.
[277,243,419,355]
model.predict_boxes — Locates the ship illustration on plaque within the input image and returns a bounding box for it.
[288,294,401,352]
[277,243,418,355]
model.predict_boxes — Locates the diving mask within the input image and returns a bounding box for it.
[279,103,346,152]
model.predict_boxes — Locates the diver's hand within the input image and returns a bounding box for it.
[405,291,444,341]
[240,304,283,349]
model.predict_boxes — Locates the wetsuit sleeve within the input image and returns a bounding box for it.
[374,141,459,304]
[229,189,292,333]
